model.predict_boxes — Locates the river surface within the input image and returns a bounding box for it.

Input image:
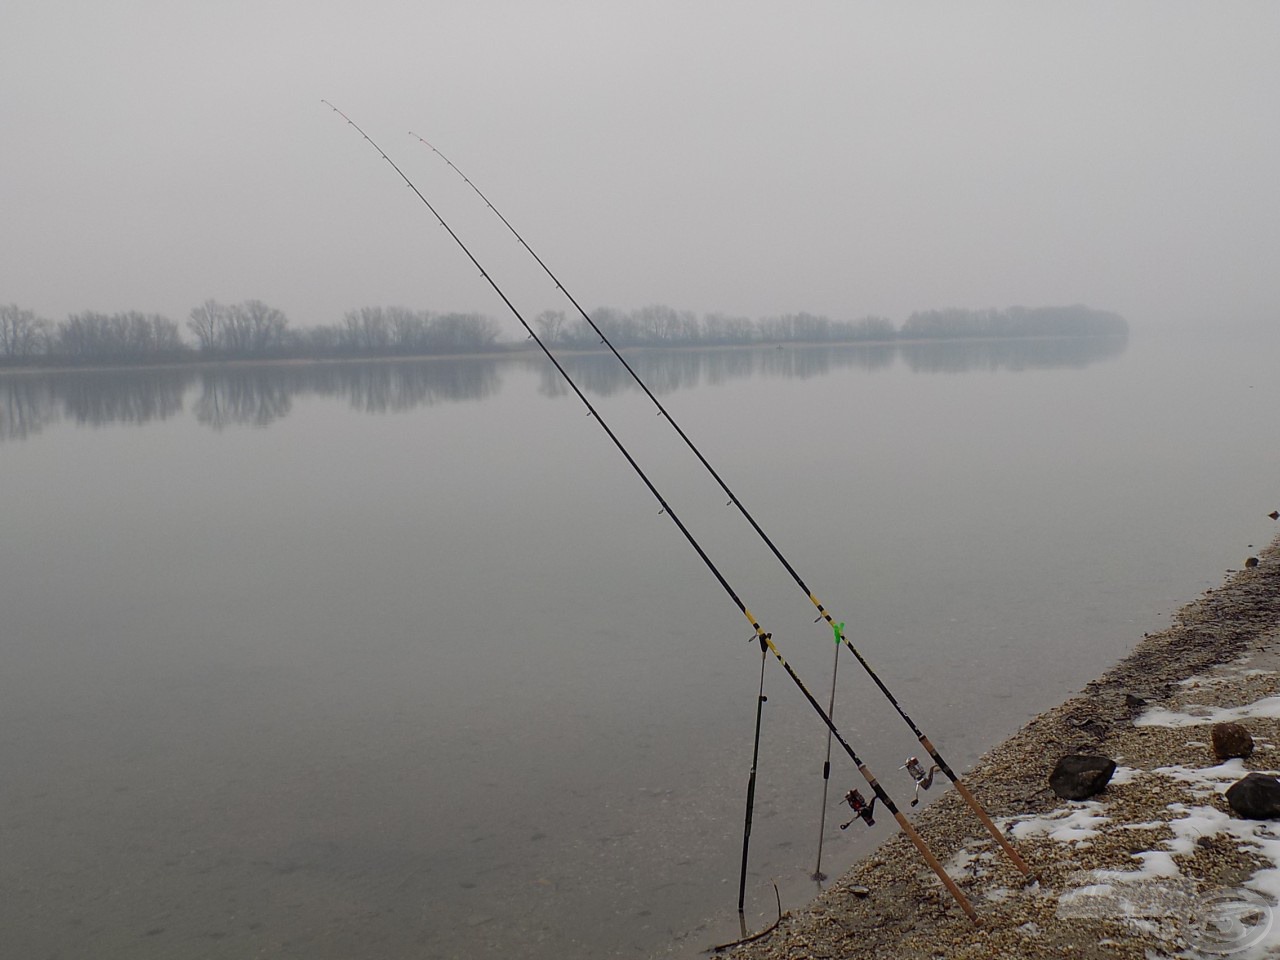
[2,332,1277,958]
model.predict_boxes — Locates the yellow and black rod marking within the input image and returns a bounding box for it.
[327,103,977,920]
[407,134,1029,879]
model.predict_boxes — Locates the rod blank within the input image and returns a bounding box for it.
[324,102,977,921]
[409,132,1028,879]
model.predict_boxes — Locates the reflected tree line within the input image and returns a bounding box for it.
[0,359,501,441]
[527,337,1126,399]
[899,305,1127,340]
[0,337,1129,442]
[190,359,504,429]
[531,344,897,399]
[896,336,1131,373]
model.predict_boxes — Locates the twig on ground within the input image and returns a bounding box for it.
[708,884,784,953]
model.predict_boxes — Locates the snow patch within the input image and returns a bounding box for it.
[1005,802,1109,845]
[1033,758,1280,955]
[1135,695,1280,728]
[944,847,975,880]
[1110,765,1140,786]
[1152,758,1254,796]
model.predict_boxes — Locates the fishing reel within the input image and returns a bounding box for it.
[839,788,876,829]
[901,756,941,807]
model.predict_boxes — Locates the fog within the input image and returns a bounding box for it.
[2,2,1277,336]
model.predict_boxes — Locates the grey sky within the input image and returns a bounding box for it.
[3,1,1277,336]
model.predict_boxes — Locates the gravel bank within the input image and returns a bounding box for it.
[717,533,1280,960]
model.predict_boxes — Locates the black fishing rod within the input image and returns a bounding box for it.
[737,640,767,913]
[324,102,977,922]
[408,133,1030,878]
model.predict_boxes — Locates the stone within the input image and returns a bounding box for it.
[1048,754,1117,800]
[1226,773,1280,820]
[1245,557,1260,569]
[1212,722,1255,760]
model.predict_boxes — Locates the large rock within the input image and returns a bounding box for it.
[1049,754,1117,800]
[1212,722,1255,760]
[1226,773,1280,820]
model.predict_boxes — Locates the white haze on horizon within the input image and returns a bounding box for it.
[1,1,1277,338]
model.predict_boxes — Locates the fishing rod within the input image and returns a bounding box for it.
[409,133,1030,878]
[737,640,767,914]
[324,102,978,922]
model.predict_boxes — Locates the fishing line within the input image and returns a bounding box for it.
[323,102,977,921]
[408,133,1029,878]
[812,630,840,882]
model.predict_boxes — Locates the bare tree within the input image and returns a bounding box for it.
[188,300,224,352]
[387,306,426,353]
[339,306,392,353]
[55,311,186,361]
[186,299,289,356]
[430,312,499,352]
[0,303,50,359]
[240,300,289,355]
[534,309,565,343]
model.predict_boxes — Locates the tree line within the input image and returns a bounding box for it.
[1,305,186,363]
[0,300,1127,367]
[533,305,900,348]
[0,300,503,365]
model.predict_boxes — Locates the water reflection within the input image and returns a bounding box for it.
[61,368,188,427]
[194,369,294,429]
[898,335,1128,373]
[1,377,60,441]
[192,360,506,429]
[0,337,1126,441]
[532,344,901,397]
[2,368,189,440]
[0,359,504,440]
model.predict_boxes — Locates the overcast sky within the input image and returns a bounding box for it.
[3,2,1277,336]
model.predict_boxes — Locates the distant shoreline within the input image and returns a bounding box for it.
[0,333,1129,378]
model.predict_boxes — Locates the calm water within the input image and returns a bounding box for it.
[2,334,1277,958]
